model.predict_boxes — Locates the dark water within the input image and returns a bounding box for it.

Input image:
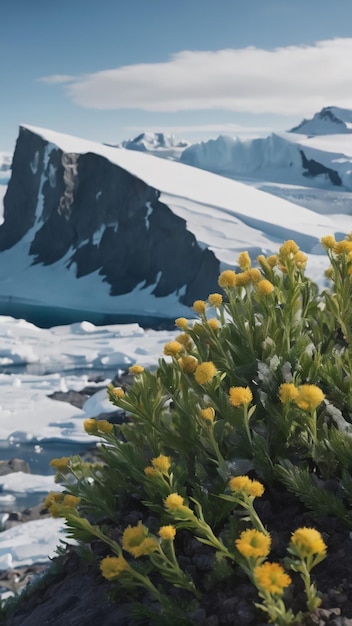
[0,299,175,330]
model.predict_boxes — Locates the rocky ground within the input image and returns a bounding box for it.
[2,376,352,625]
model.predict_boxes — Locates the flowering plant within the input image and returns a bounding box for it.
[46,236,352,623]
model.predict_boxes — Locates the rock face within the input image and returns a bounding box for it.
[0,127,220,326]
[290,106,352,135]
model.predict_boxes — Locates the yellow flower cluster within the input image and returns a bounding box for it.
[178,355,198,373]
[164,341,183,357]
[158,525,176,541]
[111,386,125,399]
[194,361,217,385]
[321,235,337,250]
[218,269,237,288]
[207,318,220,331]
[279,383,299,404]
[256,279,274,296]
[279,383,324,411]
[193,300,207,314]
[176,333,193,348]
[235,529,271,558]
[151,454,171,474]
[229,386,253,407]
[294,385,325,411]
[164,493,185,510]
[229,475,264,498]
[44,492,80,517]
[238,251,251,271]
[175,317,189,330]
[122,522,159,558]
[49,457,70,472]
[129,364,145,375]
[208,293,223,307]
[199,407,215,423]
[83,418,113,435]
[290,527,327,557]
[254,562,292,595]
[100,555,129,580]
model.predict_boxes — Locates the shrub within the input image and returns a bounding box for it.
[47,236,352,624]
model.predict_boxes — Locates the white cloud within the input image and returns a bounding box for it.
[40,39,352,116]
[38,74,77,85]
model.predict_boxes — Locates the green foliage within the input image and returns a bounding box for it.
[46,235,352,623]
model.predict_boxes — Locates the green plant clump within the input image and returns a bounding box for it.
[43,235,352,624]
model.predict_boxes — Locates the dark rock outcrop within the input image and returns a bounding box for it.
[300,150,342,186]
[0,127,220,326]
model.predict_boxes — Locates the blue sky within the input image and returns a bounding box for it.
[2,0,352,152]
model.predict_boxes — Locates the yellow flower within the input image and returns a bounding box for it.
[122,522,158,558]
[44,492,63,509]
[294,385,325,411]
[144,466,159,478]
[48,502,64,518]
[175,317,189,330]
[279,383,299,404]
[193,300,207,314]
[229,386,253,407]
[164,493,185,510]
[321,235,337,250]
[256,279,274,296]
[254,562,292,595]
[164,341,183,357]
[100,555,129,580]
[49,457,70,472]
[238,251,251,271]
[199,407,215,423]
[218,269,237,288]
[208,293,223,307]
[279,240,300,259]
[62,494,80,508]
[335,240,352,255]
[247,268,262,283]
[229,475,264,498]
[151,454,171,474]
[83,418,98,434]
[324,267,334,280]
[178,355,198,373]
[235,271,251,287]
[194,361,217,385]
[176,333,193,348]
[293,251,308,268]
[235,529,271,558]
[207,318,220,331]
[159,525,176,541]
[111,386,125,399]
[97,420,113,435]
[290,527,327,557]
[129,364,145,374]
[267,254,278,268]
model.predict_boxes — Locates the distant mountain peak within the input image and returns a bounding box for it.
[290,106,352,135]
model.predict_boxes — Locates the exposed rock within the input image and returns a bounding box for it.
[0,126,220,327]
[300,150,342,186]
[0,459,30,476]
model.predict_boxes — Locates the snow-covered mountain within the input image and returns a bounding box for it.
[0,124,346,328]
[290,106,352,135]
[116,132,189,160]
[180,130,352,189]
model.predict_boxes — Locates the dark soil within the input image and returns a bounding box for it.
[3,488,352,626]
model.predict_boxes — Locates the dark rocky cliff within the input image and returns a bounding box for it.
[0,127,220,325]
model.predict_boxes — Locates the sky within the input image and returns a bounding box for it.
[2,0,352,152]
